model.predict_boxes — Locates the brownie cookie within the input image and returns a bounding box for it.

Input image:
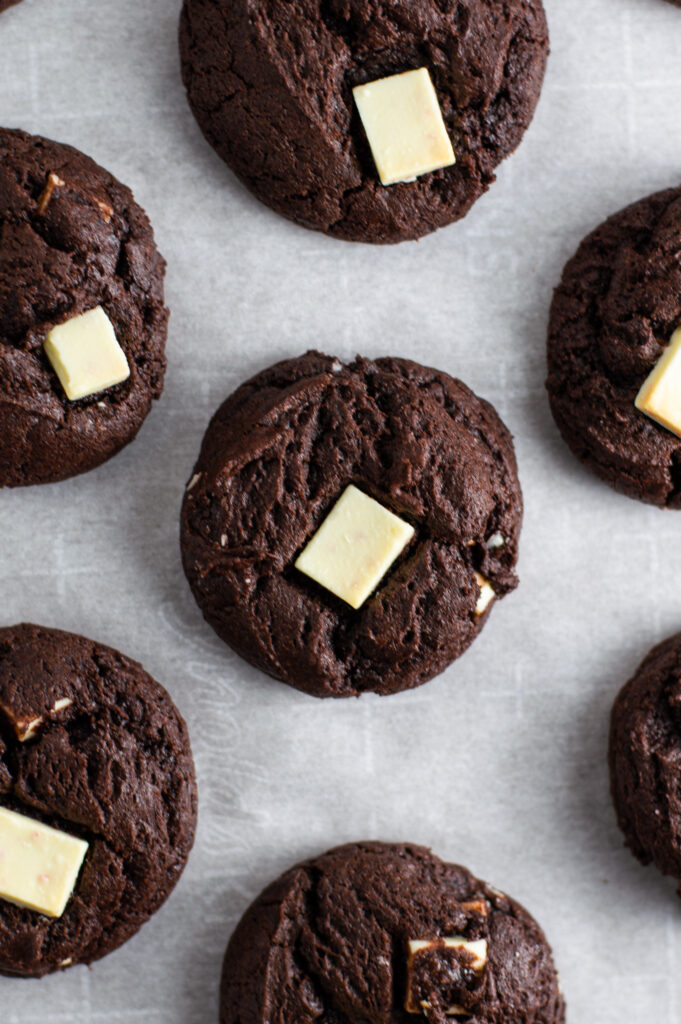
[546,186,681,507]
[0,623,197,977]
[220,841,565,1024]
[0,1,23,12]
[609,631,681,893]
[0,128,168,487]
[179,0,549,244]
[181,351,522,698]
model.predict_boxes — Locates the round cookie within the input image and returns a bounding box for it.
[179,0,549,244]
[609,631,681,891]
[220,841,565,1024]
[546,186,681,507]
[0,128,168,487]
[181,351,522,698]
[0,623,197,977]
[0,1,23,12]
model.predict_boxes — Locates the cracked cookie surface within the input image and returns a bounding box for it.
[0,623,197,977]
[181,351,522,698]
[179,0,549,244]
[0,128,168,487]
[546,186,681,507]
[220,841,565,1024]
[609,632,681,891]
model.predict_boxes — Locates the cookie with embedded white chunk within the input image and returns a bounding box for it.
[547,186,681,507]
[0,128,168,487]
[219,842,565,1024]
[0,623,197,977]
[179,0,549,244]
[181,351,522,698]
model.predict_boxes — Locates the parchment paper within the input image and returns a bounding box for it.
[2,0,681,1019]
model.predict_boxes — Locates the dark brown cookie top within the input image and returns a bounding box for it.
[220,842,565,1024]
[609,631,681,890]
[0,623,197,977]
[181,351,522,698]
[179,0,549,244]
[0,128,168,487]
[546,186,681,507]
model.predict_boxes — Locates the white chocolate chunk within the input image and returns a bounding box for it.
[44,306,129,402]
[635,327,681,437]
[0,700,43,742]
[10,698,72,742]
[17,716,43,742]
[405,937,488,1015]
[295,485,415,609]
[473,572,495,616]
[408,939,433,954]
[0,807,88,918]
[486,532,505,550]
[353,68,455,186]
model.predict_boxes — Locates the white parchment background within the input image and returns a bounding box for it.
[1,0,681,1019]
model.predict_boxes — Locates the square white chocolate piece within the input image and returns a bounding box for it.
[635,327,681,437]
[295,485,415,609]
[44,306,129,402]
[0,807,89,918]
[473,572,495,616]
[353,68,455,186]
[405,937,488,1015]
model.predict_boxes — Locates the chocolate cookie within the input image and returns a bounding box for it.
[0,623,197,977]
[181,351,522,698]
[546,186,681,507]
[0,1,23,12]
[220,842,565,1024]
[609,631,681,893]
[0,128,168,487]
[179,0,549,244]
